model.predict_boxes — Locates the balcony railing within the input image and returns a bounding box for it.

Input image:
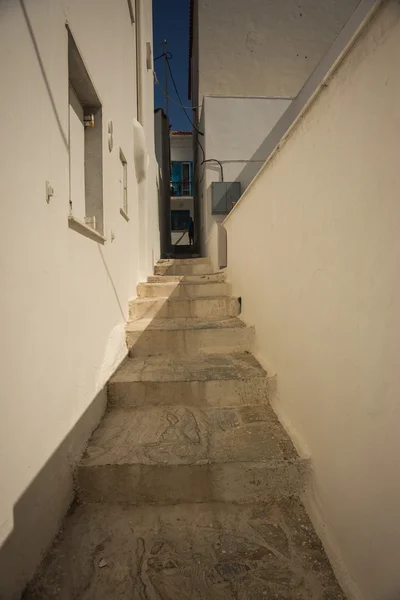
[170,180,193,197]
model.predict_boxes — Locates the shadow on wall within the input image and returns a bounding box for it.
[97,246,126,321]
[1,277,213,598]
[202,105,292,252]
[19,0,69,149]
[0,245,147,597]
[0,388,107,600]
[230,0,378,196]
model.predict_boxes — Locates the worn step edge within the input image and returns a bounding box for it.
[157,257,211,265]
[126,323,254,357]
[130,296,240,320]
[154,264,213,276]
[76,458,310,505]
[125,316,247,332]
[137,281,230,299]
[131,295,238,307]
[108,376,271,408]
[148,273,226,283]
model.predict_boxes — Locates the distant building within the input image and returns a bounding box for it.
[189,0,360,255]
[170,131,194,246]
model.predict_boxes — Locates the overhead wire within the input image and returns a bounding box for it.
[197,137,224,181]
[154,73,202,111]
[166,56,204,136]
[154,51,172,62]
[154,50,224,182]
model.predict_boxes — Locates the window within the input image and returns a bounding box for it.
[171,161,193,197]
[67,27,104,240]
[171,210,190,231]
[69,85,85,221]
[119,149,129,220]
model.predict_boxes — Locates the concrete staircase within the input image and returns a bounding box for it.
[24,258,346,599]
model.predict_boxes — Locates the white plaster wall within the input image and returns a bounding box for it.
[224,3,400,598]
[197,0,361,102]
[201,96,291,255]
[171,197,194,215]
[171,231,189,245]
[207,221,227,272]
[137,0,160,279]
[171,134,193,163]
[0,0,158,597]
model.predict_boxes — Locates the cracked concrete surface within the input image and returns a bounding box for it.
[131,295,240,319]
[110,353,267,383]
[24,501,345,600]
[24,258,346,598]
[81,405,297,467]
[107,353,271,408]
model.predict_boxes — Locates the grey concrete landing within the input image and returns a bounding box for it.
[76,404,308,504]
[108,353,270,408]
[24,500,345,600]
[126,317,254,356]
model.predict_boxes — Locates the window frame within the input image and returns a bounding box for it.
[67,25,104,241]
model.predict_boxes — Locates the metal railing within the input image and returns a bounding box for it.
[170,180,193,197]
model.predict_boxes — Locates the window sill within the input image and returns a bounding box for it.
[68,215,106,244]
[120,208,130,222]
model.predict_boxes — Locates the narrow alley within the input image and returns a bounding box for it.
[2,1,400,599]
[24,258,344,599]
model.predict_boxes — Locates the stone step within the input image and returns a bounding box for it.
[76,404,308,505]
[126,317,254,356]
[154,263,213,276]
[130,296,240,320]
[148,272,226,283]
[157,257,211,266]
[108,353,269,408]
[24,500,346,600]
[137,281,230,299]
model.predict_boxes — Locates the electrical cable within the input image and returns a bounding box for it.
[202,158,224,182]
[196,125,224,181]
[154,73,202,111]
[154,51,172,62]
[166,57,204,136]
[154,50,224,182]
[197,136,205,163]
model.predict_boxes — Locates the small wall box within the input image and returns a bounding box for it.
[211,182,241,214]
